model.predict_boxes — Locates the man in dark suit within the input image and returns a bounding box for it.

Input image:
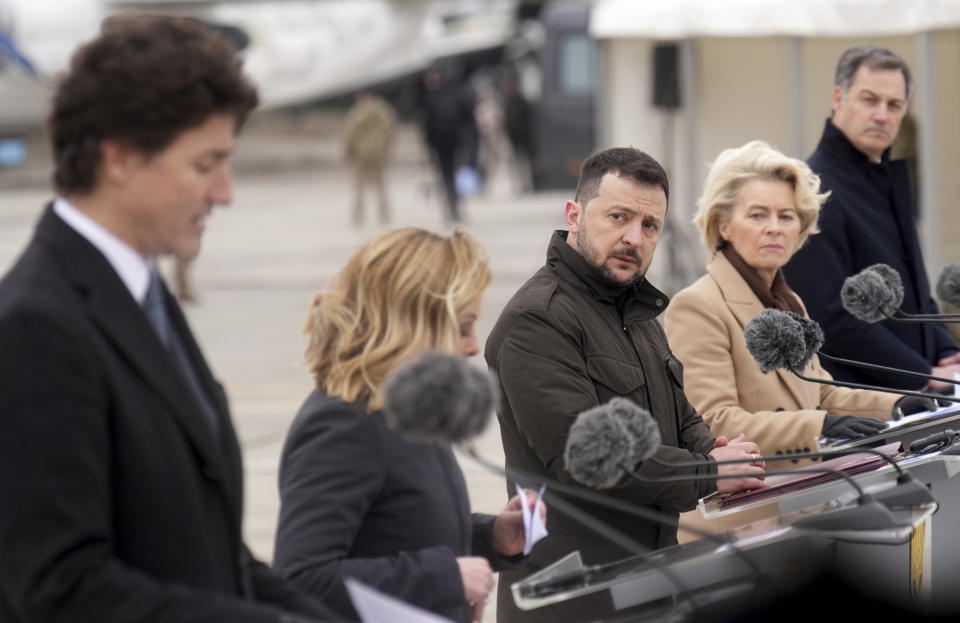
[784,46,959,390]
[0,16,333,623]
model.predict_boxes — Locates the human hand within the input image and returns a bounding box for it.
[708,433,765,493]
[491,490,547,557]
[937,352,960,367]
[928,363,960,389]
[893,395,938,419]
[821,414,886,439]
[457,557,494,622]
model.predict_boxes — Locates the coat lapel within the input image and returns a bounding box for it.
[163,284,245,516]
[707,253,809,407]
[37,208,230,483]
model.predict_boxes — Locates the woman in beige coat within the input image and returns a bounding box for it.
[665,141,936,467]
[664,141,938,537]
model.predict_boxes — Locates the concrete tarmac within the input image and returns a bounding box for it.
[0,114,569,621]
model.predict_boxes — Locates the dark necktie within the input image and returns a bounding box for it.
[143,270,220,440]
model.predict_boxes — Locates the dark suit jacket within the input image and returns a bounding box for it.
[274,390,518,623]
[784,119,957,389]
[0,207,332,622]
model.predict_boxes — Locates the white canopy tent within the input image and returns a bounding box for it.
[586,0,960,285]
[591,0,960,38]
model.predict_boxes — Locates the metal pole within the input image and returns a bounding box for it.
[786,36,805,158]
[916,31,940,275]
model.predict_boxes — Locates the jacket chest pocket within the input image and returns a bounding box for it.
[585,355,646,405]
[666,355,685,390]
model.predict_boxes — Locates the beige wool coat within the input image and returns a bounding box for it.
[665,253,898,538]
[664,252,897,463]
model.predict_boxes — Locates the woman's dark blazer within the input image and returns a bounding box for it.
[273,390,516,622]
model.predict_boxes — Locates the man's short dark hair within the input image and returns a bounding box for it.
[835,45,913,99]
[50,15,259,195]
[574,147,669,207]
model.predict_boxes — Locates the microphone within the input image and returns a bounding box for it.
[381,352,650,553]
[381,350,495,444]
[561,400,926,530]
[744,309,960,402]
[935,263,960,308]
[908,428,960,454]
[843,264,960,323]
[563,397,661,489]
[381,352,768,604]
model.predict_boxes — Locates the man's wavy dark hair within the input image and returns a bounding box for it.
[49,15,259,195]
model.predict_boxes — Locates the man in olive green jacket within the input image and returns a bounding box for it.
[485,147,765,623]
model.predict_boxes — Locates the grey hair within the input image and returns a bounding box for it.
[835,45,913,99]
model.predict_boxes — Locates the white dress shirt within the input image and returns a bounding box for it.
[53,198,153,305]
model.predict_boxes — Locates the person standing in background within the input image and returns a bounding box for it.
[419,66,476,223]
[502,72,534,193]
[342,90,397,227]
[783,46,959,390]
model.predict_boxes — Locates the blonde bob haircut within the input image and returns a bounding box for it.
[305,227,491,410]
[693,140,829,253]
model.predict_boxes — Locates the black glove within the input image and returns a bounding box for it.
[930,384,956,406]
[821,415,887,439]
[893,395,938,420]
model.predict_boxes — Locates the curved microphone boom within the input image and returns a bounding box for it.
[562,402,918,531]
[843,264,960,323]
[744,310,960,403]
[382,352,768,604]
[563,403,931,533]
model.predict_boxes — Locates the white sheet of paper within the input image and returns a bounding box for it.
[515,483,548,556]
[345,578,456,623]
[954,373,960,398]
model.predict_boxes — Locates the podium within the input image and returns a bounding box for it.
[511,449,959,618]
[511,503,936,618]
[820,410,960,612]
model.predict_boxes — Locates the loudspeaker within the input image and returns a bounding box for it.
[653,44,681,109]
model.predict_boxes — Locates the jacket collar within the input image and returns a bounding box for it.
[546,230,668,321]
[706,252,808,406]
[815,118,892,168]
[34,205,232,484]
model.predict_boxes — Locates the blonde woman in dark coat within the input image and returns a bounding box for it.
[274,228,543,622]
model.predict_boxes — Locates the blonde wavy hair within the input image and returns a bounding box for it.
[693,140,830,253]
[305,227,491,410]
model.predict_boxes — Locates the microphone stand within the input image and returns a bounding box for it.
[461,446,773,611]
[788,366,960,403]
[619,462,912,532]
[652,446,935,509]
[815,349,960,390]
[890,309,960,321]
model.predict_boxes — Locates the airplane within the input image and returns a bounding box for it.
[0,0,520,134]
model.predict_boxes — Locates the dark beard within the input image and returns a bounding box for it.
[575,231,644,290]
[596,263,643,290]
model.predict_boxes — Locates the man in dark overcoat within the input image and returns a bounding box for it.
[784,46,959,389]
[0,16,332,623]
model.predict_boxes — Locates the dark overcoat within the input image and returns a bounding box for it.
[0,207,331,623]
[784,120,957,389]
[274,390,519,623]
